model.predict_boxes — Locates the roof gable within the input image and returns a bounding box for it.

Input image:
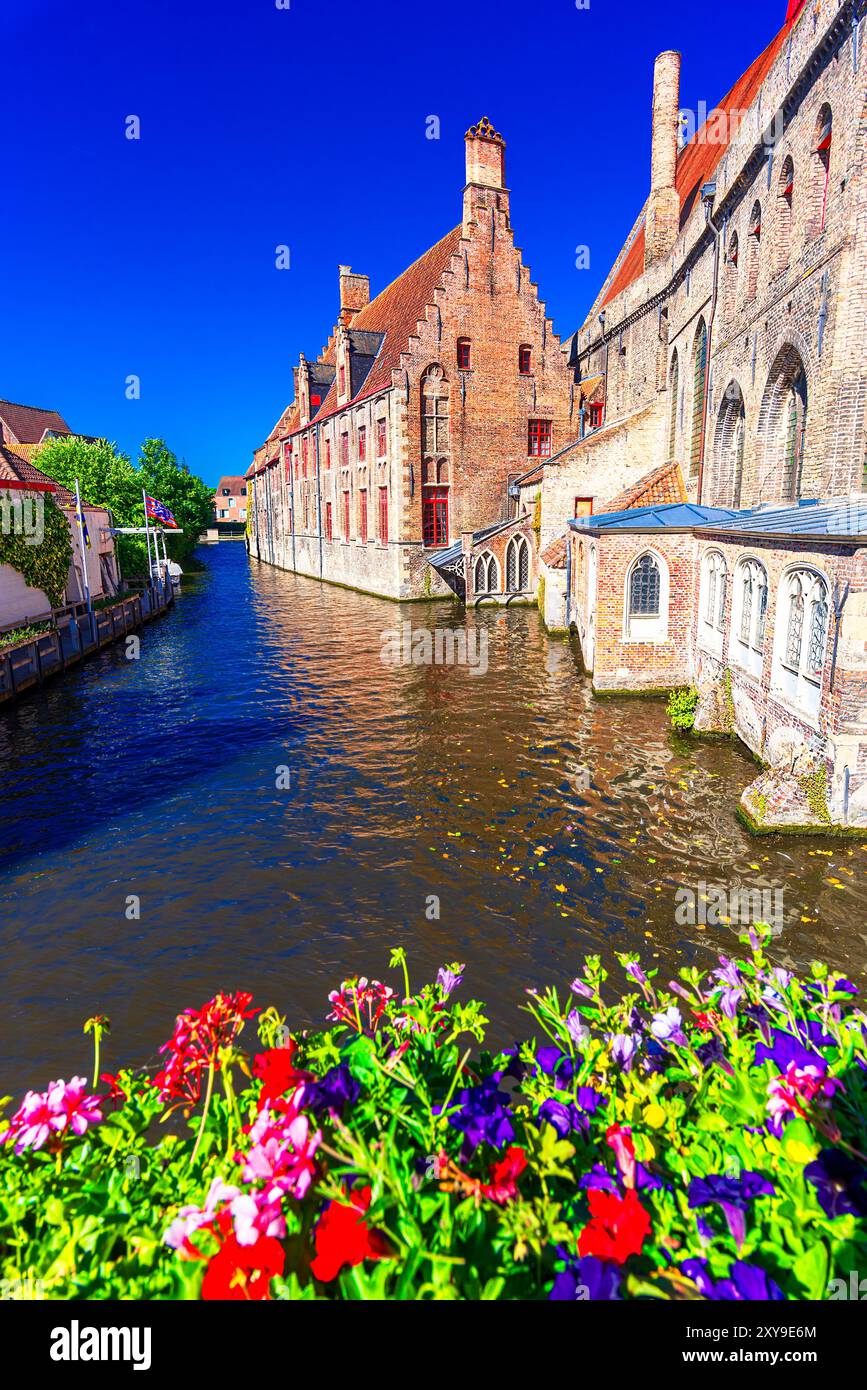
[0,399,73,445]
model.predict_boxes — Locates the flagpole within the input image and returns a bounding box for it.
[74,478,93,621]
[142,488,155,592]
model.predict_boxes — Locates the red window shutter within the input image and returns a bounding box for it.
[519,345,532,374]
[343,490,350,538]
[325,439,331,469]
[359,489,368,543]
[341,434,349,467]
[358,426,366,461]
[326,501,333,540]
[339,365,346,394]
[457,339,471,370]
[379,486,388,543]
[377,419,387,457]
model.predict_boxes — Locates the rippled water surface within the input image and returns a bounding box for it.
[1,543,864,1091]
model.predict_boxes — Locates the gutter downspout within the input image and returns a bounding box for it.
[598,312,609,425]
[314,423,324,578]
[288,449,297,573]
[564,530,572,631]
[696,184,721,506]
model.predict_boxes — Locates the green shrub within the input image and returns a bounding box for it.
[667,685,699,731]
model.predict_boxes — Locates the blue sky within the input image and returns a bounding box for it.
[1,0,786,487]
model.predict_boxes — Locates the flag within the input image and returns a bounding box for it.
[75,485,91,549]
[144,494,179,528]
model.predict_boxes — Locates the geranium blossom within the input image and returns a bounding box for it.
[2,1077,102,1155]
[237,1102,320,1202]
[766,1063,842,1134]
[311,1186,392,1282]
[201,1215,284,1301]
[327,978,395,1033]
[154,992,258,1109]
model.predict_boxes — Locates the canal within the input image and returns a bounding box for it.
[0,541,864,1092]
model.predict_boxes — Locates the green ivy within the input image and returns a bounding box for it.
[0,490,73,608]
[666,685,699,731]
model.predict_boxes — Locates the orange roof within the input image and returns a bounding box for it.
[605,460,687,512]
[601,23,790,307]
[312,226,463,418]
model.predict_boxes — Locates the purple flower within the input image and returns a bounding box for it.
[608,1033,636,1070]
[580,1164,619,1193]
[682,1258,784,1301]
[570,978,594,1000]
[688,1172,775,1249]
[804,1149,867,1219]
[565,1010,589,1048]
[303,1063,360,1118]
[436,966,463,999]
[624,961,648,988]
[753,1028,829,1072]
[534,1046,575,1082]
[538,1099,585,1138]
[550,1254,621,1301]
[696,1036,733,1074]
[650,1006,684,1044]
[445,1076,514,1152]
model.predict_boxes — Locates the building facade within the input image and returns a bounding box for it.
[212,476,248,528]
[246,119,579,600]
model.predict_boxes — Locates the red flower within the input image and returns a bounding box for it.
[481,1146,527,1204]
[201,1230,284,1301]
[577,1188,651,1265]
[311,1186,392,1282]
[252,1044,310,1109]
[154,992,258,1110]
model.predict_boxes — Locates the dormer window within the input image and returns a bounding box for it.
[519,345,532,375]
[457,339,472,370]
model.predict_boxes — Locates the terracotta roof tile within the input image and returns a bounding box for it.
[605,460,687,512]
[0,399,73,444]
[601,23,790,307]
[0,445,76,503]
[540,535,567,569]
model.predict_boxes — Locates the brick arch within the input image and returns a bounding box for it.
[745,200,761,301]
[712,379,746,508]
[688,317,708,481]
[808,102,833,237]
[774,154,794,276]
[757,343,809,503]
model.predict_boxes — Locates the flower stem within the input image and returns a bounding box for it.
[190,1059,215,1167]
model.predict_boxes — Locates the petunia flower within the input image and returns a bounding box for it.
[681,1257,784,1301]
[688,1172,775,1250]
[550,1253,621,1301]
[804,1149,867,1219]
[650,1007,685,1045]
[303,1063,360,1119]
[577,1189,651,1265]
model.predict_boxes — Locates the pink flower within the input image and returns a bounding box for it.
[163,1177,241,1251]
[2,1077,102,1155]
[606,1123,636,1189]
[767,1064,843,1129]
[230,1191,286,1247]
[236,1104,320,1202]
[327,978,395,1033]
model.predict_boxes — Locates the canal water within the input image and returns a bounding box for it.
[0,542,864,1092]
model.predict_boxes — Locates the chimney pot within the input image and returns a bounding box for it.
[338,265,370,325]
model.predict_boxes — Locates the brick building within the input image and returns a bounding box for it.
[559,0,867,831]
[212,476,248,528]
[246,119,579,600]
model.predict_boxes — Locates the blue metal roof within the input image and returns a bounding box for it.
[569,502,745,532]
[700,499,867,538]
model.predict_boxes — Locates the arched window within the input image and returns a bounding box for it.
[773,568,830,717]
[668,351,679,461]
[689,318,708,481]
[474,551,498,596]
[421,365,450,547]
[713,381,746,508]
[758,345,808,504]
[746,201,761,301]
[811,104,833,235]
[724,231,739,319]
[776,156,793,275]
[730,558,768,677]
[506,536,530,592]
[699,550,727,653]
[625,551,668,641]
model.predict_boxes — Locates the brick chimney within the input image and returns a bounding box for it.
[644,51,682,270]
[463,117,508,234]
[338,266,370,326]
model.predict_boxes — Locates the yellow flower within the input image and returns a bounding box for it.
[643,1102,666,1129]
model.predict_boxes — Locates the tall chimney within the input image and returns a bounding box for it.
[644,51,682,270]
[338,266,370,326]
[463,117,508,234]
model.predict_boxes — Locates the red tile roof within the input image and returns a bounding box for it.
[0,445,76,503]
[0,399,73,444]
[540,535,567,569]
[605,460,687,512]
[601,23,790,307]
[307,226,463,419]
